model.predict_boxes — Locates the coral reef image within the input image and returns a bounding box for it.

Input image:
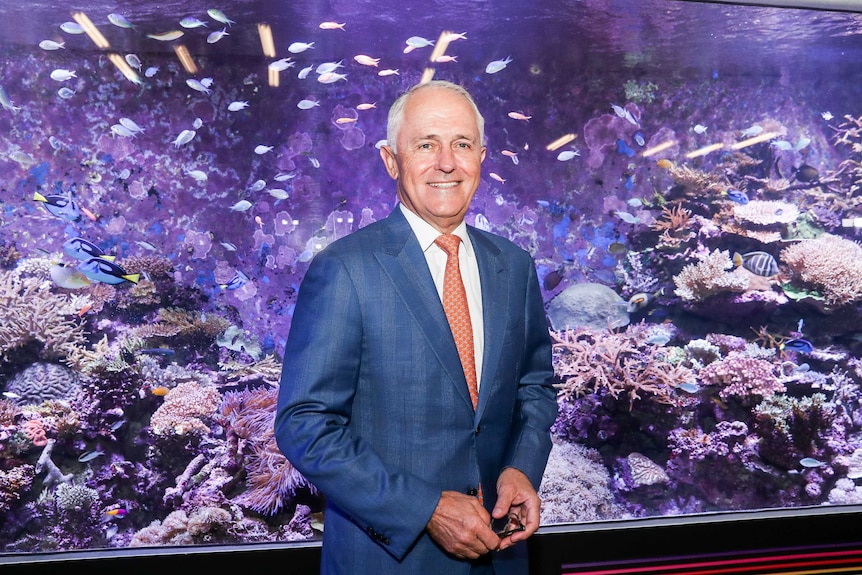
[2,0,862,555]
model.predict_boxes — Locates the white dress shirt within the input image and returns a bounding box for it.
[399,204,484,388]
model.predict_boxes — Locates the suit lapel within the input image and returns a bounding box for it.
[375,210,474,410]
[469,229,506,418]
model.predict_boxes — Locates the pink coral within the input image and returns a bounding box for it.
[0,465,35,512]
[733,200,799,226]
[780,234,862,306]
[699,352,785,403]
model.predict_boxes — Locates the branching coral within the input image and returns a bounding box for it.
[552,325,694,410]
[651,203,695,249]
[673,249,749,302]
[780,234,862,306]
[667,164,726,196]
[698,352,785,404]
[0,269,87,362]
[0,465,35,512]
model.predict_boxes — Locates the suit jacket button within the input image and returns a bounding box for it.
[474,425,481,435]
[467,488,478,496]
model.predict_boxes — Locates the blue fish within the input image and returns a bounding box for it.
[782,338,813,354]
[726,189,749,204]
[33,191,81,222]
[77,258,140,285]
[733,251,779,277]
[616,139,635,158]
[634,132,645,147]
[63,237,114,262]
[221,270,249,290]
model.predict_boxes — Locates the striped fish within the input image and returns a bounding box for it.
[733,251,779,277]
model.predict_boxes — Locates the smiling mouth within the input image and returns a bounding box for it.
[429,182,458,189]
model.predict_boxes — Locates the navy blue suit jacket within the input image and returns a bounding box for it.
[275,207,557,574]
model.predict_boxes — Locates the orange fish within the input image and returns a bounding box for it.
[507,112,531,121]
[656,159,674,169]
[319,21,345,30]
[335,117,357,124]
[356,103,376,111]
[151,386,170,396]
[77,303,93,317]
[105,508,128,517]
[80,206,99,221]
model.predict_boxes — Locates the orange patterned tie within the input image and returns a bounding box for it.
[435,234,479,410]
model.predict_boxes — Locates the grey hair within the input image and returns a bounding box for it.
[385,80,485,154]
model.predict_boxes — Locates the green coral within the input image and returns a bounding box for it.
[624,79,659,103]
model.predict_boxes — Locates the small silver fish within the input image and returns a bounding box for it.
[269,58,294,72]
[249,179,267,192]
[267,188,289,200]
[297,99,320,110]
[799,457,826,468]
[172,129,196,147]
[288,41,314,53]
[0,85,21,112]
[317,72,347,84]
[147,30,184,41]
[39,40,65,50]
[274,172,296,181]
[316,61,344,74]
[108,13,133,28]
[405,36,434,48]
[615,210,639,225]
[556,150,578,162]
[186,170,207,182]
[207,8,235,26]
[298,65,314,79]
[220,241,237,251]
[693,124,708,134]
[254,145,273,155]
[119,117,144,133]
[57,87,76,99]
[78,450,106,463]
[740,124,763,137]
[59,21,85,34]
[50,69,76,82]
[186,78,210,94]
[111,124,136,138]
[485,56,512,74]
[228,101,249,112]
[230,200,253,212]
[136,240,158,251]
[180,16,208,29]
[145,66,160,77]
[125,53,142,70]
[193,117,203,129]
[207,27,229,44]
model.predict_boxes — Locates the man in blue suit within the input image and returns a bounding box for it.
[274,80,558,574]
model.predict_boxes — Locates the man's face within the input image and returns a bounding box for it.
[380,87,486,234]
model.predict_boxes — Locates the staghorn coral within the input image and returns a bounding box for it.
[0,269,87,363]
[780,234,862,306]
[552,325,694,411]
[149,380,222,437]
[651,203,696,249]
[667,164,726,195]
[5,362,80,406]
[673,249,749,302]
[698,352,785,404]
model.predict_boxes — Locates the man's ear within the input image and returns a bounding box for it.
[380,145,398,180]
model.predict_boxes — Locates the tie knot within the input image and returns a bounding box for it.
[435,234,461,256]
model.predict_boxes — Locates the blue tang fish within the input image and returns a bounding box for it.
[33,191,81,222]
[616,139,635,158]
[220,270,249,290]
[782,338,813,354]
[726,189,749,204]
[63,237,115,262]
[77,258,139,284]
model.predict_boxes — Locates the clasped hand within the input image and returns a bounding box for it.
[425,468,540,560]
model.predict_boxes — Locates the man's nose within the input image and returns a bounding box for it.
[436,146,455,172]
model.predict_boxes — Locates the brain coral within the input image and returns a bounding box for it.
[4,363,81,406]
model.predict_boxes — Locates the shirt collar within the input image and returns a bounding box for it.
[399,203,473,258]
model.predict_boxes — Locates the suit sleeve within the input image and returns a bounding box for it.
[502,255,559,488]
[273,248,441,560]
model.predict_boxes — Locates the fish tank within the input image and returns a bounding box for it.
[1,0,862,570]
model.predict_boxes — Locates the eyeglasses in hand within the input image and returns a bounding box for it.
[490,513,526,538]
